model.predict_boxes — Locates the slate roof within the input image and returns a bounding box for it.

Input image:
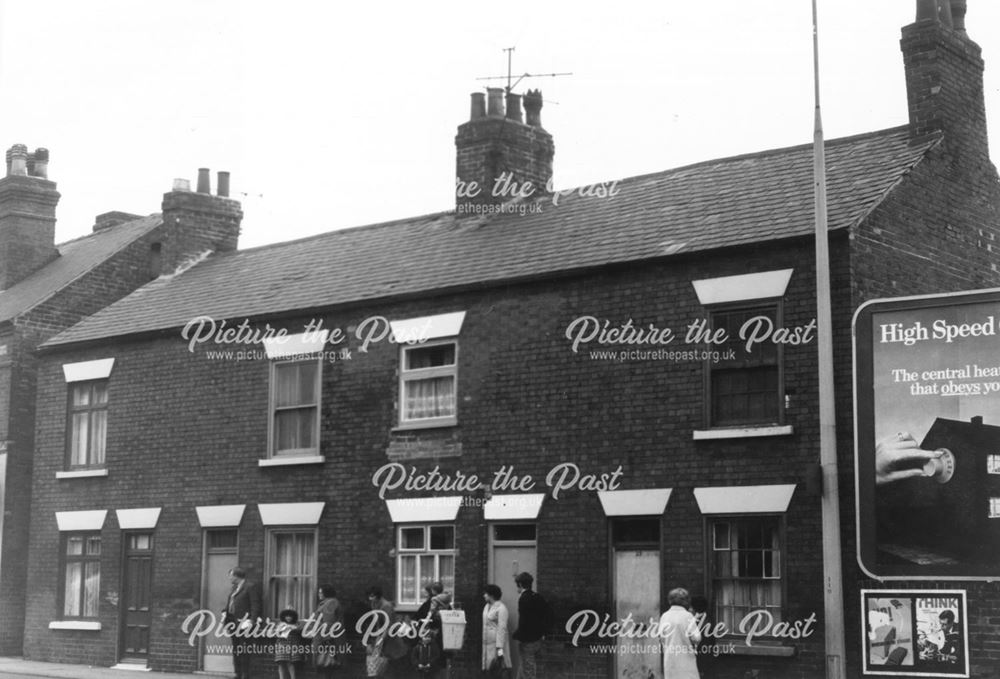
[0,215,161,323]
[45,126,939,348]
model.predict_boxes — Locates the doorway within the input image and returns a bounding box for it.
[611,518,662,679]
[201,528,238,673]
[488,523,537,671]
[119,533,154,666]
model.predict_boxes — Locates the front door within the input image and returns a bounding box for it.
[489,523,537,671]
[119,533,154,665]
[201,529,238,673]
[612,518,662,679]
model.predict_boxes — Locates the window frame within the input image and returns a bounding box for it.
[703,300,785,429]
[264,527,318,619]
[267,357,323,458]
[395,523,456,606]
[397,338,459,429]
[59,531,102,620]
[705,514,785,634]
[65,379,109,470]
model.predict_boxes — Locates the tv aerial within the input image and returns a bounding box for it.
[476,47,572,95]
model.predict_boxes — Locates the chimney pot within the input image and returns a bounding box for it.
[7,144,28,177]
[505,93,523,123]
[524,89,544,127]
[196,168,211,194]
[486,88,505,117]
[173,178,191,192]
[217,171,231,198]
[29,148,49,179]
[951,0,967,33]
[470,92,486,120]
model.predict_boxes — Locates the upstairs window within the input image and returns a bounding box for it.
[399,341,458,428]
[270,359,321,457]
[67,381,108,469]
[707,304,782,427]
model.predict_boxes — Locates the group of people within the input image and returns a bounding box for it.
[222,567,552,679]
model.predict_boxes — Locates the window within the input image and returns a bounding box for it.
[399,341,458,427]
[67,381,108,468]
[709,517,782,631]
[270,360,321,456]
[62,533,101,618]
[397,525,455,605]
[988,455,1000,474]
[266,530,316,618]
[990,498,1000,519]
[707,305,782,427]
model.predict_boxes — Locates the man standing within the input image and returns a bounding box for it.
[511,572,549,679]
[224,567,262,679]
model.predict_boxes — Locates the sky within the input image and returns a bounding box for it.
[0,1,997,249]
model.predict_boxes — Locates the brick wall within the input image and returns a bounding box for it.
[26,240,832,678]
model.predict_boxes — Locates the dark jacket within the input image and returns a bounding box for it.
[513,590,550,643]
[224,579,262,626]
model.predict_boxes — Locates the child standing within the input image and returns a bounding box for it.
[274,608,304,679]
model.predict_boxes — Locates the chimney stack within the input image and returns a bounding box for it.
[0,144,60,290]
[161,168,243,267]
[455,88,554,211]
[902,0,989,158]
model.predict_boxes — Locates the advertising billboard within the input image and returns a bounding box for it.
[855,289,1000,579]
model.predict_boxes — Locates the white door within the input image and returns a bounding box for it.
[612,517,662,679]
[201,530,238,673]
[489,523,537,672]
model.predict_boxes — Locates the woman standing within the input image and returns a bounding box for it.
[365,586,394,677]
[311,585,343,678]
[659,587,702,679]
[481,584,512,676]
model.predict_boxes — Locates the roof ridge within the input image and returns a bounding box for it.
[55,213,159,248]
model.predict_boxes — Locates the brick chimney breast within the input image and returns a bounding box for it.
[160,169,243,271]
[0,144,60,290]
[902,0,989,159]
[455,89,554,211]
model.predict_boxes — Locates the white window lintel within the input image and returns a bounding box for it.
[62,358,115,383]
[693,485,796,514]
[692,269,793,305]
[258,502,325,526]
[55,510,108,531]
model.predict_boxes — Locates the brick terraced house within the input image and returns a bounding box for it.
[20,2,1000,677]
[0,150,242,656]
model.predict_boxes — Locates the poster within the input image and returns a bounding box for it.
[855,290,1000,578]
[862,590,969,677]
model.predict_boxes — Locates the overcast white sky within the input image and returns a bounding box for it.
[0,1,997,249]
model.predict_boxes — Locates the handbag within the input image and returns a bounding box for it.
[489,655,510,679]
[366,652,390,676]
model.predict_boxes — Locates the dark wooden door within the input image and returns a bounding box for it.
[119,533,153,664]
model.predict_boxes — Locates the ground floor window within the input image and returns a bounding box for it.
[62,533,101,618]
[266,529,316,618]
[397,524,455,606]
[709,516,782,630]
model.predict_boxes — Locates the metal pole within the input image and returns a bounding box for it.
[812,2,846,678]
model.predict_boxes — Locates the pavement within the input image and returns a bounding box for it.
[0,659,214,679]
